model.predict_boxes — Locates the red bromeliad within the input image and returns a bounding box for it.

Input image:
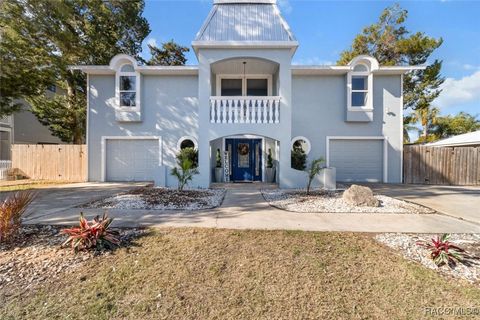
[416,234,469,267]
[61,212,119,251]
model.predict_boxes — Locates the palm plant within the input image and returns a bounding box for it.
[305,157,325,195]
[171,148,199,191]
[412,106,440,141]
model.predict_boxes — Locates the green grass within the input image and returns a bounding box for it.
[2,228,479,319]
[0,180,68,192]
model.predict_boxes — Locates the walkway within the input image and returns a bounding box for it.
[24,183,480,233]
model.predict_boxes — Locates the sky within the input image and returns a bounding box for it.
[141,0,480,118]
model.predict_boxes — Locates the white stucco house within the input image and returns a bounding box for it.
[73,0,424,189]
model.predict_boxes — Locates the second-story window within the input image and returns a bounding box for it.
[348,63,372,110]
[118,64,137,108]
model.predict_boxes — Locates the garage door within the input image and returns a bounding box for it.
[106,139,159,182]
[329,139,383,182]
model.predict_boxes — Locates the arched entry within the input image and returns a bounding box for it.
[210,134,279,184]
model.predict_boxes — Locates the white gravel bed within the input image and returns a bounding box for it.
[376,233,480,285]
[83,188,226,210]
[261,189,434,214]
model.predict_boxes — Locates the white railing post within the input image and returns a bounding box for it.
[274,99,280,123]
[245,99,250,123]
[222,100,227,123]
[240,99,245,123]
[268,99,273,123]
[210,99,215,123]
[228,99,233,123]
[234,99,239,123]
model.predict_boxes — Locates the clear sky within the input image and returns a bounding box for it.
[141,0,480,117]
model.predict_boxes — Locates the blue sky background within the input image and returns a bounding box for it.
[141,0,480,118]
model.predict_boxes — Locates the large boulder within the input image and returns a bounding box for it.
[342,185,380,207]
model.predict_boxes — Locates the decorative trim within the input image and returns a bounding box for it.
[326,136,388,183]
[177,136,198,151]
[291,136,311,154]
[101,136,162,182]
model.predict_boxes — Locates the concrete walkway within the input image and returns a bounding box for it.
[24,183,480,233]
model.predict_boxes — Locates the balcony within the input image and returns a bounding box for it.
[210,96,280,124]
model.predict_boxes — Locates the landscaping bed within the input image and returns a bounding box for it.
[80,187,226,210]
[2,228,479,319]
[376,233,480,285]
[261,189,434,213]
[0,225,144,297]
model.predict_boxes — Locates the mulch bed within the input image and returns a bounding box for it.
[80,187,226,210]
[262,189,434,214]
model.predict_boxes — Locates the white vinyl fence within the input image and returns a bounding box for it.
[0,160,12,180]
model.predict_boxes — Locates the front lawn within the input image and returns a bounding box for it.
[2,228,479,319]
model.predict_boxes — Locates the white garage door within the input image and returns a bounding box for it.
[106,139,159,182]
[329,139,384,182]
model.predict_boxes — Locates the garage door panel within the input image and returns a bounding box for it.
[330,139,383,182]
[106,139,159,182]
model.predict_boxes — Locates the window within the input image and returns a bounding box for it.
[221,79,242,96]
[217,75,272,96]
[351,76,368,107]
[177,136,198,151]
[247,79,268,96]
[348,63,372,110]
[117,63,138,108]
[290,136,310,170]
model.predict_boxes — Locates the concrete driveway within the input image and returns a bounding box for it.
[369,184,480,224]
[23,183,480,233]
[20,182,148,221]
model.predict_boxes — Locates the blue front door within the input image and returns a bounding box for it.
[226,139,262,182]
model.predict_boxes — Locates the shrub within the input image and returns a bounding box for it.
[416,234,472,267]
[216,148,222,168]
[291,145,306,170]
[179,147,198,168]
[305,157,325,195]
[267,148,274,168]
[61,212,120,252]
[0,191,35,242]
[171,148,200,191]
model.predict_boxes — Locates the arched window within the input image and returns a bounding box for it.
[348,62,373,110]
[291,136,310,170]
[177,136,198,151]
[117,63,138,108]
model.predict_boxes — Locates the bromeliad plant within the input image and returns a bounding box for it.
[61,212,120,252]
[416,234,471,267]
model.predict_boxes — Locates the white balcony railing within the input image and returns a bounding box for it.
[210,96,280,124]
[0,115,12,125]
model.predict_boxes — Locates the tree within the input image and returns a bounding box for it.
[146,40,189,66]
[434,112,480,139]
[171,148,199,191]
[0,0,150,142]
[305,157,325,195]
[412,106,440,142]
[338,4,444,139]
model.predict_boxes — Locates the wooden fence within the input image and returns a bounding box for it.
[11,144,87,181]
[403,145,480,185]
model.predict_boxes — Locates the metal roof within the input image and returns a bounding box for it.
[195,1,296,42]
[426,130,480,147]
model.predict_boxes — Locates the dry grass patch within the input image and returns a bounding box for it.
[0,180,70,192]
[2,228,479,320]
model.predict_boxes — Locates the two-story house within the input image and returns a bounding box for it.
[73,0,423,188]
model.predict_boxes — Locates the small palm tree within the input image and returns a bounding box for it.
[171,149,199,191]
[306,157,325,195]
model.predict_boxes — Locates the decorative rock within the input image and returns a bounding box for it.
[342,185,380,207]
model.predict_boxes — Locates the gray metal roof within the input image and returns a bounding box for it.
[195,1,296,42]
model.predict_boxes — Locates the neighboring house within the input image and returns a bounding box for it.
[426,130,480,147]
[0,88,63,160]
[73,0,423,188]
